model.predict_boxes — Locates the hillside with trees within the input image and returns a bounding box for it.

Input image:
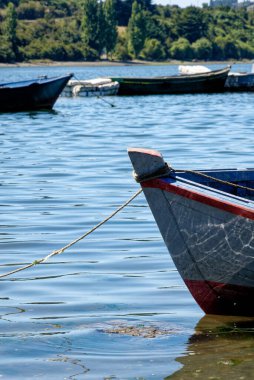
[0,0,254,63]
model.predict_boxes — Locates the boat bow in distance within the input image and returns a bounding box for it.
[128,147,254,316]
[0,73,73,112]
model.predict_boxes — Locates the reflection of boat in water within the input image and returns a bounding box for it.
[166,314,254,379]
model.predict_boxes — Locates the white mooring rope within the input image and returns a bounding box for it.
[0,189,143,280]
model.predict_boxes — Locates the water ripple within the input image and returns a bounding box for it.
[0,62,253,379]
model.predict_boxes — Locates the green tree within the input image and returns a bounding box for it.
[0,36,15,62]
[0,0,19,7]
[81,0,100,59]
[176,6,208,43]
[192,37,213,60]
[104,0,117,58]
[236,40,254,60]
[115,0,132,26]
[97,0,106,55]
[115,0,152,26]
[169,37,193,60]
[114,32,130,60]
[1,0,254,63]
[213,35,238,60]
[17,1,45,20]
[127,0,146,58]
[4,2,18,59]
[140,38,165,60]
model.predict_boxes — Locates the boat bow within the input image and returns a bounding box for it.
[128,147,254,316]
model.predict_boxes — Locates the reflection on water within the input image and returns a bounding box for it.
[167,314,254,380]
[1,63,254,379]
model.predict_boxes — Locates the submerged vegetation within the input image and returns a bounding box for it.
[0,0,254,63]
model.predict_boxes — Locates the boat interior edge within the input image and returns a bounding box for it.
[175,169,254,201]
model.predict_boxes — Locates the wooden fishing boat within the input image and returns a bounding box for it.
[111,66,230,95]
[179,64,254,92]
[0,73,73,112]
[128,147,254,316]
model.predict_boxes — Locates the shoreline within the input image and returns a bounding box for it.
[0,59,252,68]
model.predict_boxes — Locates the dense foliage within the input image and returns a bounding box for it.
[0,0,254,62]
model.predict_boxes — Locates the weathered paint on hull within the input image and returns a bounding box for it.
[185,280,254,316]
[142,182,254,316]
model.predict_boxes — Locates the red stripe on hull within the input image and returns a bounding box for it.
[142,178,254,220]
[185,279,254,316]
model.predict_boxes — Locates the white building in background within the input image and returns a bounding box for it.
[210,0,254,7]
[210,0,237,6]
[238,0,254,8]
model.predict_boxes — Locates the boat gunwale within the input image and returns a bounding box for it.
[141,174,254,220]
[0,73,73,90]
[110,66,231,83]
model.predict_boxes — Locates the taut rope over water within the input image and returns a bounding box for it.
[0,189,142,280]
[134,162,254,193]
[73,75,116,108]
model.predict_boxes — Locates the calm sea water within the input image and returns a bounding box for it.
[1,63,254,380]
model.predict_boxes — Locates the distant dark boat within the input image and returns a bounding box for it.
[129,147,254,316]
[0,73,73,112]
[179,64,254,92]
[111,66,230,95]
[225,72,254,92]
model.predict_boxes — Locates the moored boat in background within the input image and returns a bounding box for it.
[110,66,230,95]
[0,73,73,112]
[225,71,254,91]
[179,64,254,91]
[62,77,119,97]
[128,147,254,316]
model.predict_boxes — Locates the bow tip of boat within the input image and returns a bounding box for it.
[128,147,162,156]
[127,147,166,178]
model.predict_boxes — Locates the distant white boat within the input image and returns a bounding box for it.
[62,77,119,97]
